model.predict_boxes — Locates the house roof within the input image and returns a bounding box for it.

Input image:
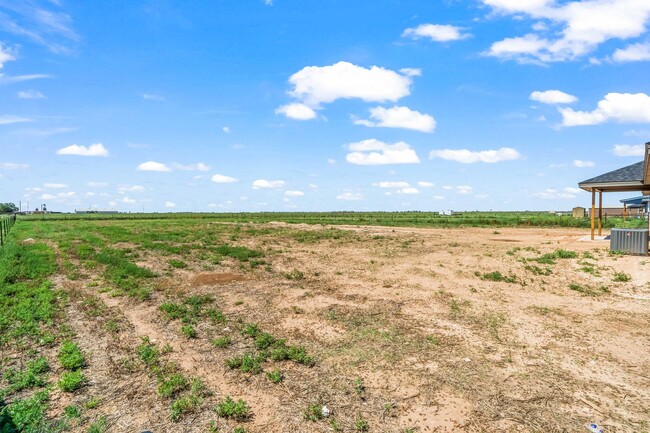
[578,161,647,192]
[620,195,650,204]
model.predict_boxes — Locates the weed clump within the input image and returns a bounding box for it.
[215,396,250,420]
[58,341,86,370]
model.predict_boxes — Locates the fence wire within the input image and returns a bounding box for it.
[0,214,17,247]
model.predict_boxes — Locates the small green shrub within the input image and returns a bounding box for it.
[355,415,369,432]
[137,337,159,366]
[170,394,202,421]
[168,259,188,269]
[87,415,107,433]
[215,396,250,420]
[266,369,283,384]
[181,324,197,339]
[284,269,305,281]
[212,336,232,348]
[59,370,86,392]
[158,373,189,398]
[58,341,86,370]
[481,271,517,283]
[241,323,260,338]
[304,403,323,421]
[64,404,82,418]
[613,272,631,282]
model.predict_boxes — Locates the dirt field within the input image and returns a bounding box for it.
[7,222,650,433]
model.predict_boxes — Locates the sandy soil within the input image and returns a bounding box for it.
[47,224,650,433]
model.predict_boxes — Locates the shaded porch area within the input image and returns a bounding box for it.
[578,142,650,240]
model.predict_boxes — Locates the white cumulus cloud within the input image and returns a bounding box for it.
[429,147,522,163]
[275,103,317,120]
[118,185,145,193]
[278,61,416,119]
[285,190,304,197]
[560,93,650,126]
[530,90,577,104]
[137,161,171,172]
[165,201,176,208]
[0,44,16,69]
[456,185,473,194]
[613,144,645,156]
[346,139,421,166]
[211,174,239,183]
[57,143,109,157]
[402,24,470,42]
[336,192,363,201]
[483,0,650,63]
[253,179,285,189]
[44,183,67,189]
[612,41,650,62]
[573,160,595,167]
[374,181,411,188]
[417,181,435,188]
[173,162,211,172]
[122,197,136,204]
[353,106,436,132]
[41,194,56,200]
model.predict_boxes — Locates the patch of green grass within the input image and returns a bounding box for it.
[58,370,86,392]
[212,245,263,262]
[95,248,155,299]
[105,320,119,333]
[241,323,261,338]
[212,336,232,348]
[480,271,517,283]
[2,357,49,396]
[284,269,305,281]
[63,405,81,419]
[354,378,366,397]
[355,415,369,432]
[159,302,189,320]
[58,341,86,370]
[170,393,202,422]
[304,403,324,421]
[158,373,189,398]
[568,283,607,296]
[181,324,197,339]
[168,259,188,269]
[87,415,107,433]
[524,265,552,276]
[613,272,631,282]
[215,396,250,420]
[266,369,283,384]
[137,337,159,367]
[254,332,277,350]
[0,390,49,432]
[84,397,101,410]
[579,265,601,276]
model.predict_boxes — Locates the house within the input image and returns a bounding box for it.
[578,142,650,239]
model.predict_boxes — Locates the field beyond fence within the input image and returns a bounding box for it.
[17,211,649,229]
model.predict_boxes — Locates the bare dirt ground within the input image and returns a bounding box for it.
[51,224,650,433]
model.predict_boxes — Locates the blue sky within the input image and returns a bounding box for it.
[1,0,650,213]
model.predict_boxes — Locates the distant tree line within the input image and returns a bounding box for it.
[0,203,18,214]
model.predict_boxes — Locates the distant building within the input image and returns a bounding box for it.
[439,210,454,216]
[75,209,119,214]
[572,207,586,218]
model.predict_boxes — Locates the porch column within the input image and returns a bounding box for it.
[598,190,603,237]
[591,189,595,240]
[623,203,627,223]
